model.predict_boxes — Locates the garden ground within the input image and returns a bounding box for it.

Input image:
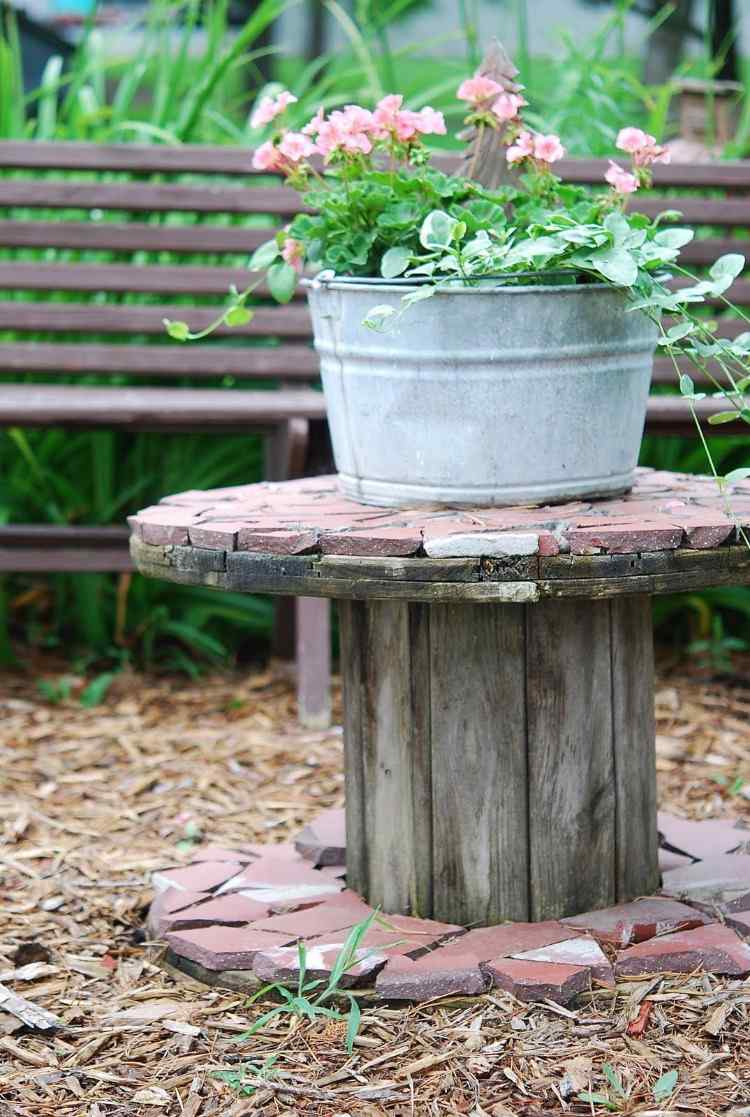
[2,651,750,1116]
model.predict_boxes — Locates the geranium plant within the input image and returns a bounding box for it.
[165,76,750,490]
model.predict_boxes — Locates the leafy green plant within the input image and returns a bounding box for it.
[212,1054,278,1097]
[235,910,391,1054]
[688,614,748,672]
[579,1064,678,1111]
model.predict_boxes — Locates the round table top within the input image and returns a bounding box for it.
[129,469,750,603]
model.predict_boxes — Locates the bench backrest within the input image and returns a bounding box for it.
[0,140,315,387]
[0,142,748,393]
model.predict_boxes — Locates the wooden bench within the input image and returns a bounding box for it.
[0,143,747,719]
[0,140,330,724]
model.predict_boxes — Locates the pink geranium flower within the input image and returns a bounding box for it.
[302,107,325,137]
[457,74,503,105]
[278,131,316,163]
[250,90,298,130]
[281,237,304,273]
[605,160,638,194]
[616,126,652,154]
[616,125,671,167]
[252,141,284,171]
[506,130,536,164]
[415,106,447,135]
[491,92,526,123]
[533,133,565,163]
[315,105,376,158]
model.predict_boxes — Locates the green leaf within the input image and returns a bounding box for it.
[79,672,117,708]
[709,253,745,294]
[603,1063,626,1098]
[224,306,253,327]
[401,286,436,309]
[248,238,280,270]
[419,210,460,250]
[585,245,638,287]
[163,318,190,341]
[707,411,739,425]
[658,321,696,345]
[679,373,695,397]
[267,261,297,304]
[362,304,397,331]
[380,245,411,279]
[578,1092,619,1111]
[726,468,750,483]
[345,996,361,1054]
[654,227,694,250]
[652,1069,678,1103]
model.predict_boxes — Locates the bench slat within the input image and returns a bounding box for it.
[632,197,750,226]
[2,143,750,191]
[0,300,311,336]
[0,219,271,254]
[0,383,326,429]
[0,140,261,175]
[0,341,317,378]
[0,180,300,216]
[0,261,282,297]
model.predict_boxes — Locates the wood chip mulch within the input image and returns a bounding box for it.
[2,650,750,1116]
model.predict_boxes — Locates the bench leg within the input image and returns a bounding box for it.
[296,596,332,728]
[265,418,332,727]
[339,595,659,925]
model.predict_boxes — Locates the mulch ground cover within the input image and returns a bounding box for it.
[2,650,750,1116]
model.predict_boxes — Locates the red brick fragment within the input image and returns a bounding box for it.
[250,893,372,939]
[152,861,243,895]
[510,935,614,986]
[436,921,574,964]
[295,807,346,867]
[658,813,747,860]
[615,922,750,977]
[568,518,683,555]
[147,888,210,938]
[375,952,487,1001]
[166,926,294,971]
[484,958,591,1005]
[319,527,423,557]
[236,527,319,554]
[561,898,710,947]
[167,894,271,930]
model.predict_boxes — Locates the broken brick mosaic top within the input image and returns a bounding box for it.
[130,469,750,602]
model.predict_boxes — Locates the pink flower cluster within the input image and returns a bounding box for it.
[506,130,565,166]
[616,127,671,167]
[605,126,670,195]
[250,90,298,130]
[457,75,526,125]
[251,91,446,171]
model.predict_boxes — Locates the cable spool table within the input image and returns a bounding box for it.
[129,469,750,928]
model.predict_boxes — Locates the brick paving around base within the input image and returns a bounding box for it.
[149,808,750,1006]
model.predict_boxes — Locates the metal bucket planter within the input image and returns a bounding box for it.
[304,276,659,507]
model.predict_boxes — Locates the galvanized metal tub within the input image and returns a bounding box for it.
[304,276,659,507]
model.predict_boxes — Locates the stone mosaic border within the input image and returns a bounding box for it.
[149,808,750,1006]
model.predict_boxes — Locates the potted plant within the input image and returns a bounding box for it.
[167,79,749,507]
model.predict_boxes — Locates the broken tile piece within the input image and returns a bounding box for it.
[254,940,388,987]
[147,888,210,938]
[375,952,487,1001]
[295,807,346,867]
[166,894,271,930]
[657,813,747,860]
[561,898,710,947]
[484,958,591,1005]
[250,893,372,939]
[510,936,613,986]
[166,926,294,971]
[660,855,750,904]
[152,861,243,895]
[424,531,539,558]
[615,922,750,977]
[436,921,574,964]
